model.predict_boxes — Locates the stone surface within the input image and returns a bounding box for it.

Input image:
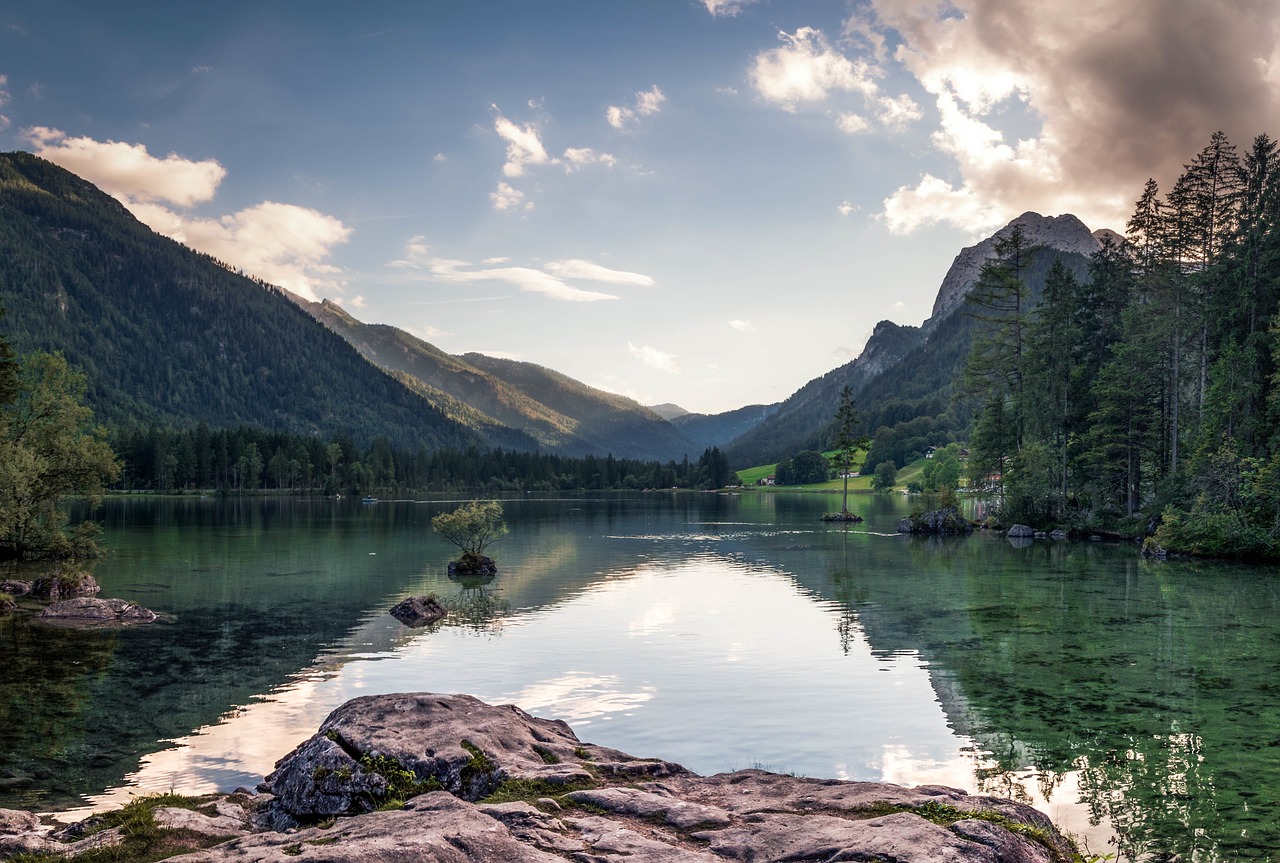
[31,572,99,600]
[9,694,1076,863]
[1007,524,1035,538]
[0,580,32,597]
[898,507,975,535]
[0,809,38,835]
[264,692,660,818]
[388,595,447,628]
[37,597,156,625]
[931,212,1101,319]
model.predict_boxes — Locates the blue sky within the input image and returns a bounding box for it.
[3,1,1278,413]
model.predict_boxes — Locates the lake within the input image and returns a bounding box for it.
[1,492,1278,861]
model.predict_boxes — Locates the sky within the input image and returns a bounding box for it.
[2,1,1279,415]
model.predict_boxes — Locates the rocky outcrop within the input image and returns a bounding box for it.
[897,507,975,536]
[388,595,447,628]
[0,580,32,597]
[1007,524,1035,538]
[447,553,497,577]
[37,597,156,625]
[31,572,99,600]
[1,693,1079,863]
[930,212,1101,320]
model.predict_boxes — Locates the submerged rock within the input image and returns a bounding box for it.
[388,595,447,628]
[37,597,156,625]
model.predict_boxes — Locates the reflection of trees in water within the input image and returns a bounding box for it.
[803,531,1280,862]
[443,572,509,635]
[0,570,121,808]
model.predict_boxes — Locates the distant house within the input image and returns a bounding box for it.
[925,446,938,459]
[758,475,776,486]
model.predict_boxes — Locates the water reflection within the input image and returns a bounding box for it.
[4,494,1277,860]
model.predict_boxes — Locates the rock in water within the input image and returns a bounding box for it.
[896,507,974,535]
[247,691,1078,863]
[37,597,156,625]
[1007,524,1035,538]
[389,595,448,628]
[31,572,99,600]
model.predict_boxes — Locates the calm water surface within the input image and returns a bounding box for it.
[2,493,1278,861]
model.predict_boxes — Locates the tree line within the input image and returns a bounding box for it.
[963,131,1280,556]
[109,423,736,495]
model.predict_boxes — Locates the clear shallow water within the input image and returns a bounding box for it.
[2,493,1278,861]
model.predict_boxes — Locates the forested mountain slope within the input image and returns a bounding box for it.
[0,152,484,450]
[461,352,699,461]
[302,299,701,460]
[726,212,1098,467]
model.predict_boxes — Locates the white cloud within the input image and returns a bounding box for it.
[837,201,857,216]
[703,0,755,16]
[26,128,351,301]
[875,93,923,130]
[490,181,529,211]
[391,237,619,303]
[348,294,366,309]
[545,259,653,286]
[606,85,666,130]
[0,75,9,130]
[24,126,225,206]
[868,0,1280,234]
[494,114,553,178]
[729,319,754,332]
[127,199,352,300]
[433,152,447,162]
[563,147,617,171]
[750,27,879,109]
[628,343,681,373]
[835,112,870,135]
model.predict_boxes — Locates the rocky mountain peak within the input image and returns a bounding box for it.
[929,212,1101,320]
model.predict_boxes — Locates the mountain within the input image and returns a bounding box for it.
[648,403,691,421]
[668,403,781,452]
[726,212,1101,467]
[301,298,700,461]
[459,352,698,461]
[0,152,494,451]
[929,212,1100,319]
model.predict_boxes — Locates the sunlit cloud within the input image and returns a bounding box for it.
[25,126,225,206]
[750,27,879,109]
[127,199,351,300]
[545,259,653,286]
[493,113,553,178]
[0,75,10,130]
[867,0,1280,234]
[837,201,857,217]
[606,85,666,130]
[26,128,351,300]
[729,319,754,332]
[390,237,619,303]
[628,342,681,373]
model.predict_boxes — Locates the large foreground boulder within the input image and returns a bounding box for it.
[248,692,1077,863]
[1,693,1079,863]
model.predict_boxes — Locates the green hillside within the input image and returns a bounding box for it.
[0,152,484,450]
